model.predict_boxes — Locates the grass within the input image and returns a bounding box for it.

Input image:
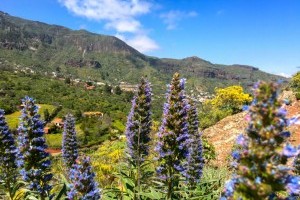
[38,104,56,119]
[112,120,126,132]
[5,111,21,129]
[45,134,63,149]
[5,104,56,129]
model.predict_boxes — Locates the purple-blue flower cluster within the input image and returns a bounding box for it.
[294,146,300,175]
[0,109,18,197]
[185,100,204,188]
[17,96,52,198]
[125,77,152,164]
[68,156,101,199]
[62,113,78,168]
[222,82,300,199]
[155,73,191,197]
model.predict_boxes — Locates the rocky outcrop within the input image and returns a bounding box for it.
[204,94,300,166]
[64,59,101,68]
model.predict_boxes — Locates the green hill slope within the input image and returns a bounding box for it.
[0,11,286,95]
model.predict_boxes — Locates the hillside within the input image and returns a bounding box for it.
[204,91,300,166]
[0,11,286,95]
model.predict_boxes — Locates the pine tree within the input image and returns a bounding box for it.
[155,73,191,199]
[0,109,18,199]
[17,96,52,199]
[62,113,78,168]
[222,82,300,199]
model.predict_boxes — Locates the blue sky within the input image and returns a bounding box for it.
[1,0,300,77]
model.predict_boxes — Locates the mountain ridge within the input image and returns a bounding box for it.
[0,10,286,94]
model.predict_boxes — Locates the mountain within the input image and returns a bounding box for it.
[0,11,286,95]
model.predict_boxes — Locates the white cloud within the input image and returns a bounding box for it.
[59,0,158,53]
[115,33,159,52]
[126,34,159,52]
[277,72,291,78]
[115,33,126,41]
[59,0,151,22]
[160,10,198,30]
[105,19,141,33]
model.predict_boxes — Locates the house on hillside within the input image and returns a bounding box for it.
[119,82,137,92]
[52,118,64,128]
[84,83,96,90]
[44,127,50,134]
[83,111,103,118]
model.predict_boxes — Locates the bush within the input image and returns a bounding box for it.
[290,71,300,89]
[207,85,252,114]
[295,92,300,100]
[199,107,232,129]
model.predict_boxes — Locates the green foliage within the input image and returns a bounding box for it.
[80,115,112,146]
[198,85,252,130]
[45,134,63,149]
[43,109,50,122]
[199,106,232,130]
[290,72,300,100]
[175,167,229,199]
[295,92,300,100]
[89,138,126,186]
[104,84,112,94]
[115,85,122,95]
[202,137,217,162]
[290,71,300,89]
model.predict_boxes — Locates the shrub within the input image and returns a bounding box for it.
[290,71,300,89]
[207,85,252,114]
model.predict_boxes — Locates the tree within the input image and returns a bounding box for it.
[207,85,252,113]
[65,77,71,84]
[43,108,50,122]
[222,82,300,199]
[104,83,112,94]
[155,73,191,199]
[115,85,122,95]
[290,71,300,89]
[0,109,18,199]
[17,96,52,199]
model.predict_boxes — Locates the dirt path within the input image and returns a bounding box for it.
[46,148,61,156]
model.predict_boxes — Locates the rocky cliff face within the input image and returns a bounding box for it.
[0,11,141,56]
